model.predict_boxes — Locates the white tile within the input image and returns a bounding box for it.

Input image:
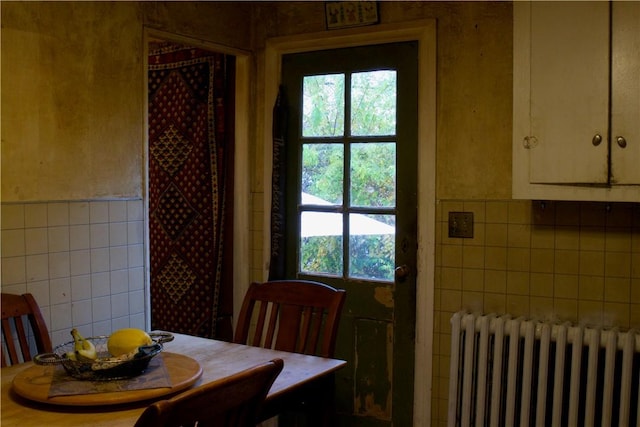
[128,267,145,291]
[71,274,92,301]
[25,228,48,255]
[47,202,69,226]
[72,299,93,325]
[50,277,71,305]
[109,201,127,222]
[127,221,144,244]
[27,280,50,306]
[69,225,90,250]
[127,200,143,221]
[110,269,129,294]
[48,226,70,252]
[1,256,26,285]
[1,283,27,296]
[92,296,112,322]
[129,289,145,314]
[26,254,49,282]
[111,316,130,331]
[93,320,112,336]
[90,223,109,248]
[130,313,146,330]
[90,201,109,224]
[2,229,25,257]
[1,204,24,229]
[69,202,90,225]
[25,204,47,228]
[90,248,110,273]
[109,222,128,246]
[110,246,128,270]
[128,244,144,268]
[49,252,70,279]
[70,250,91,276]
[51,329,70,348]
[91,272,111,297]
[50,302,72,331]
[111,293,129,318]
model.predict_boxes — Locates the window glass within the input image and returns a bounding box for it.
[303,74,345,137]
[350,142,396,208]
[349,214,395,281]
[300,211,343,276]
[351,70,396,136]
[302,143,344,205]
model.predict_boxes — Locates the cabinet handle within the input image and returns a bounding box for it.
[523,136,538,149]
[592,134,602,146]
[616,136,627,148]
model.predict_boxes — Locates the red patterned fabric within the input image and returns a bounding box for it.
[148,43,234,339]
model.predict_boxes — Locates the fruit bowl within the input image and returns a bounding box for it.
[34,331,173,381]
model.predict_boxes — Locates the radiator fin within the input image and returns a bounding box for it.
[448,312,640,427]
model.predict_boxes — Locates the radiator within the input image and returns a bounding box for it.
[448,311,640,427]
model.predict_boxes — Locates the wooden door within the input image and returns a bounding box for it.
[281,42,418,426]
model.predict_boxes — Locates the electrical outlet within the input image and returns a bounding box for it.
[448,212,474,238]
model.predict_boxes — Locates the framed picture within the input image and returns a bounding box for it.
[325,1,379,30]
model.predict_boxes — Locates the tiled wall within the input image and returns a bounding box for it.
[431,199,640,426]
[1,200,147,348]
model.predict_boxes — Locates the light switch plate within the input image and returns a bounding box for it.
[448,212,474,238]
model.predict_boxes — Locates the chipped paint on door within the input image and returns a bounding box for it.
[354,318,393,420]
[374,286,394,308]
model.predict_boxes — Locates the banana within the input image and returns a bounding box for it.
[70,328,97,361]
[91,348,138,371]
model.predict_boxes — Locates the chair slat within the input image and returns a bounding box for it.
[1,293,52,367]
[15,316,32,362]
[234,280,346,358]
[265,302,280,349]
[2,318,19,366]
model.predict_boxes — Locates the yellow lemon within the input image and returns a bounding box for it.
[107,328,152,356]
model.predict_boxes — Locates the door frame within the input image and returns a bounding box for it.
[142,28,252,334]
[261,20,437,426]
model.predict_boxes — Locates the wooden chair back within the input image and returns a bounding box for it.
[1,293,52,367]
[234,280,346,358]
[134,358,284,427]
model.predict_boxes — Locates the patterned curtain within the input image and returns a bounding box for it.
[148,43,235,340]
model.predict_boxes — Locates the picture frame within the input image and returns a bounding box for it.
[325,1,379,30]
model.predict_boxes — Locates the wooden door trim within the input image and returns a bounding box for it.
[261,20,436,426]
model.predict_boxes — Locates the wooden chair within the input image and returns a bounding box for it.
[234,280,346,358]
[134,358,284,427]
[1,293,52,367]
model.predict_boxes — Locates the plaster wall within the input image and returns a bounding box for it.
[1,1,252,202]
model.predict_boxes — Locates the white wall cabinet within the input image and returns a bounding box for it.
[513,1,640,202]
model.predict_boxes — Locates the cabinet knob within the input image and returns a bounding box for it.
[523,136,538,149]
[616,136,627,148]
[592,134,603,146]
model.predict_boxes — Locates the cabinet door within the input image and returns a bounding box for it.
[611,1,640,185]
[528,1,609,184]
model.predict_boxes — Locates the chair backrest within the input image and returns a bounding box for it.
[1,293,52,367]
[134,358,284,427]
[234,280,346,358]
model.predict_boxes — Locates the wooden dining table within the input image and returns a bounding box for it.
[1,332,346,427]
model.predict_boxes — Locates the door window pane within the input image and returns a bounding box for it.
[350,143,396,208]
[300,211,343,276]
[302,143,344,205]
[349,214,395,281]
[303,74,345,137]
[351,70,396,136]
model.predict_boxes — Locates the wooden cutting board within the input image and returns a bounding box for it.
[11,352,202,406]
